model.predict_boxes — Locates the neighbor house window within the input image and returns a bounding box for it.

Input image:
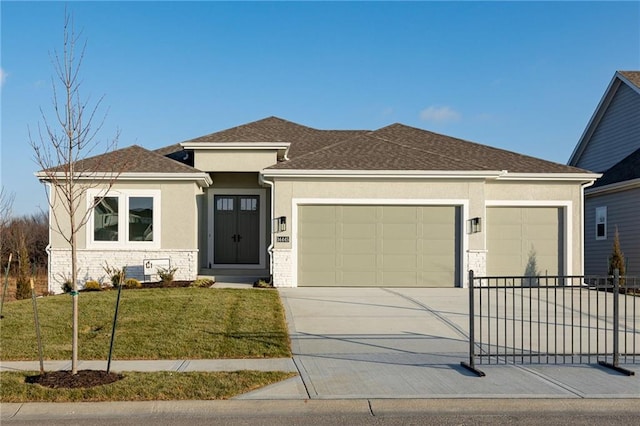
[88,190,160,247]
[595,206,607,240]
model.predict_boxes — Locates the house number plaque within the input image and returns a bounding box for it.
[276,236,290,243]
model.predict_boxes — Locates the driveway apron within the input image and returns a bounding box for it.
[278,287,639,399]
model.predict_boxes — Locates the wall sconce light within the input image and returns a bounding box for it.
[468,217,482,234]
[276,216,287,233]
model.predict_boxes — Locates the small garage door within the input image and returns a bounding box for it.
[297,205,460,287]
[486,207,564,276]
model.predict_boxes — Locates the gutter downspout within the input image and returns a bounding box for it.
[259,172,275,283]
[579,179,597,276]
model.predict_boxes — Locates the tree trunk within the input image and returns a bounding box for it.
[71,213,78,374]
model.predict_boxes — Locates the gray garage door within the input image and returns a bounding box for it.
[297,205,460,287]
[486,206,564,276]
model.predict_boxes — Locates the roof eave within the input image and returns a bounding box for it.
[261,169,504,179]
[181,142,291,150]
[496,172,601,182]
[585,177,640,196]
[35,171,213,187]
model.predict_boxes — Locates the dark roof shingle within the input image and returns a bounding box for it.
[619,71,640,89]
[43,145,202,174]
[267,123,589,173]
[592,147,640,188]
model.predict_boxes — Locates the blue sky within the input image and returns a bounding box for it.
[2,1,639,216]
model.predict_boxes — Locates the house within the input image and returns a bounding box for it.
[568,71,640,276]
[39,117,598,293]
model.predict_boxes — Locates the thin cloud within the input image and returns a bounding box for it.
[419,106,461,123]
[0,68,7,86]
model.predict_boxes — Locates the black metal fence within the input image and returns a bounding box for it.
[461,270,639,377]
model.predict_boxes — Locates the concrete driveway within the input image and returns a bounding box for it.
[277,287,639,399]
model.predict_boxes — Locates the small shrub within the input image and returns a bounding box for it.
[103,263,126,287]
[608,226,626,287]
[83,280,102,291]
[190,278,214,288]
[253,279,273,288]
[62,280,73,294]
[157,266,178,285]
[124,278,142,289]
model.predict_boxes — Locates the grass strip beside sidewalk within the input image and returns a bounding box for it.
[0,370,297,402]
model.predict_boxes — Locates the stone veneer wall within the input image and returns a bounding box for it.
[467,250,487,281]
[272,248,294,287]
[47,248,198,294]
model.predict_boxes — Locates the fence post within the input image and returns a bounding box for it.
[461,269,485,377]
[598,268,634,376]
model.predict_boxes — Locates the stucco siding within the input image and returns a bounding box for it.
[194,150,277,172]
[48,180,201,250]
[584,187,640,275]
[575,83,640,172]
[268,177,585,286]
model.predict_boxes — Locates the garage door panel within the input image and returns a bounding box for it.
[299,223,336,238]
[382,255,417,269]
[299,253,335,268]
[422,239,454,254]
[342,254,376,270]
[342,206,376,222]
[342,238,376,254]
[299,238,336,254]
[298,205,460,287]
[382,223,418,238]
[381,206,417,223]
[300,205,336,222]
[487,207,563,276]
[382,239,418,254]
[342,223,377,238]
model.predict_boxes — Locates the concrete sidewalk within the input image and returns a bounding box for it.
[1,286,638,423]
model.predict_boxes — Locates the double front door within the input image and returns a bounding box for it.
[214,195,260,264]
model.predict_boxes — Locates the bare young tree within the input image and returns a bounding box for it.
[30,11,121,374]
[0,187,15,262]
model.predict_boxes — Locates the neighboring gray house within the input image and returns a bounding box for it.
[39,117,598,293]
[569,71,640,275]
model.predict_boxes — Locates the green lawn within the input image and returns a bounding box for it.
[1,370,297,402]
[0,288,291,360]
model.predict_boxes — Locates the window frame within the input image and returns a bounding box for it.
[87,189,161,249]
[595,206,607,241]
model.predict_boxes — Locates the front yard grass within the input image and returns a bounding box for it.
[1,370,297,402]
[1,288,291,360]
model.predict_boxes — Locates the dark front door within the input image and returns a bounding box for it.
[214,195,260,264]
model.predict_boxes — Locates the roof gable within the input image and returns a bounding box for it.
[569,71,640,168]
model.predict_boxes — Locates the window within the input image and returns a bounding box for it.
[595,206,607,240]
[88,190,160,247]
[94,197,119,241]
[240,197,258,211]
[129,197,154,241]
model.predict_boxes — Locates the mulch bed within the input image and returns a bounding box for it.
[26,370,124,389]
[140,280,192,289]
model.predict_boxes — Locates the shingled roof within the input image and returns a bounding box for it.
[619,71,640,89]
[181,116,368,158]
[42,145,202,175]
[592,147,640,188]
[266,123,588,173]
[181,116,588,174]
